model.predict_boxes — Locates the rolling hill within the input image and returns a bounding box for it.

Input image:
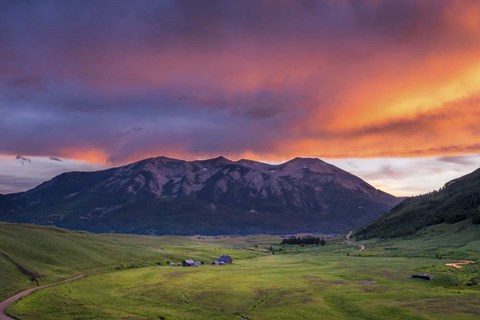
[356,167,480,239]
[0,222,267,301]
[0,156,400,235]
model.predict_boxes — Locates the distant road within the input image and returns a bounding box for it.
[345,231,365,252]
[0,274,84,320]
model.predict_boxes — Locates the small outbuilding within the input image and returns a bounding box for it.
[412,273,432,280]
[182,260,196,267]
[212,255,232,265]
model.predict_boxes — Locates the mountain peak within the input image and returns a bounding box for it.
[136,156,181,165]
[287,157,326,164]
[279,157,335,174]
[198,156,232,165]
[212,155,230,162]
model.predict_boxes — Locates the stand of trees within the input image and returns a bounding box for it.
[281,236,326,246]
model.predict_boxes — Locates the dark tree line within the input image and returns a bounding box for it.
[281,236,326,246]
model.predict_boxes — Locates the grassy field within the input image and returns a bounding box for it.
[2,221,480,319]
[0,222,269,301]
[360,221,480,259]
[8,254,480,320]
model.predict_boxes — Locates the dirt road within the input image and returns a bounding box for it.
[345,239,365,252]
[345,231,365,252]
[0,274,84,320]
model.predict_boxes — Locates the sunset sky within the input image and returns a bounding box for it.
[2,0,480,196]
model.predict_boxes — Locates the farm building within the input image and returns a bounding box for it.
[213,255,233,265]
[412,273,432,280]
[182,260,197,267]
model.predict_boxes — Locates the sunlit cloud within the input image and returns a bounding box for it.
[329,155,480,196]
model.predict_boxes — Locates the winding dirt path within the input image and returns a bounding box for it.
[345,239,365,252]
[345,231,365,252]
[0,274,84,320]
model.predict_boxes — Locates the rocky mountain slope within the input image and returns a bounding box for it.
[0,156,400,235]
[356,168,480,239]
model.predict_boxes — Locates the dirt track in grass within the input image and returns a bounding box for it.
[0,274,84,320]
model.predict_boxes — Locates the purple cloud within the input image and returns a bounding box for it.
[1,0,480,164]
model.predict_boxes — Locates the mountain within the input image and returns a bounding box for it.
[0,156,400,235]
[356,168,480,239]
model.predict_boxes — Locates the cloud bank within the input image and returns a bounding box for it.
[1,0,480,164]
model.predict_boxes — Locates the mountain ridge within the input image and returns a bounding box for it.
[355,167,480,239]
[0,156,400,235]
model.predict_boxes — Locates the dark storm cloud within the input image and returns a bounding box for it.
[118,127,144,138]
[15,155,31,165]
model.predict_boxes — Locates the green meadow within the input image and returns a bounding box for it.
[0,222,267,301]
[2,221,480,319]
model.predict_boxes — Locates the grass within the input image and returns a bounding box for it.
[0,222,269,300]
[2,221,480,319]
[8,254,480,320]
[356,220,480,260]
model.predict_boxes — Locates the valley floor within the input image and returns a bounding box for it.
[2,221,480,320]
[6,254,480,320]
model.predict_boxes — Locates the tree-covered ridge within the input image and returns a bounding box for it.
[356,168,480,239]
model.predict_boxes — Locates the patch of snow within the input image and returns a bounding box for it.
[216,179,228,192]
[244,172,264,190]
[260,188,268,198]
[133,175,146,187]
[228,170,242,180]
[85,205,122,218]
[126,185,136,194]
[64,192,78,199]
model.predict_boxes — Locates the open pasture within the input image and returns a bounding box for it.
[8,253,480,320]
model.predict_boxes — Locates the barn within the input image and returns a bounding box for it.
[213,255,232,265]
[412,273,432,280]
[182,260,196,267]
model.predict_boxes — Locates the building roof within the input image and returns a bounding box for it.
[218,255,232,262]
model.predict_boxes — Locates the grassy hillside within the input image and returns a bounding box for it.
[356,168,480,239]
[351,220,480,261]
[0,222,268,300]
